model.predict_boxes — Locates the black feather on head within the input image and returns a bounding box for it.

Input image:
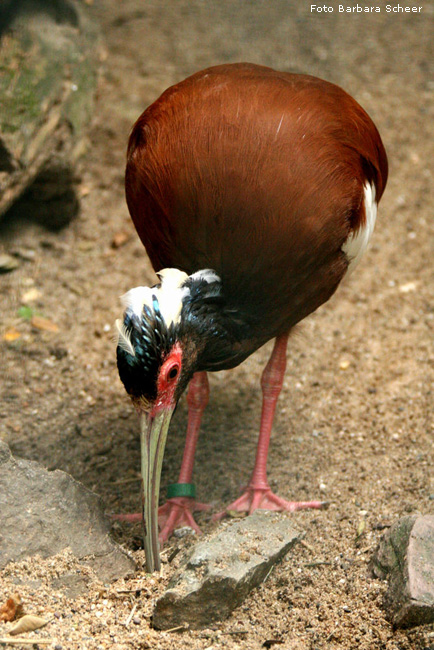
[116,296,176,405]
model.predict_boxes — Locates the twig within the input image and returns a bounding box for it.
[299,538,315,553]
[304,560,332,568]
[123,602,137,627]
[163,625,187,633]
[166,546,181,563]
[0,639,55,645]
[93,458,111,468]
[116,578,149,594]
[263,564,275,583]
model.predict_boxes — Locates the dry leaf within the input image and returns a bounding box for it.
[21,288,42,302]
[111,230,131,249]
[0,595,23,622]
[9,614,48,636]
[3,328,21,342]
[30,316,59,333]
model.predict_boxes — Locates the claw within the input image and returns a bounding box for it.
[158,496,211,543]
[110,496,212,544]
[213,486,326,521]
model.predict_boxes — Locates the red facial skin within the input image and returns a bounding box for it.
[150,342,183,417]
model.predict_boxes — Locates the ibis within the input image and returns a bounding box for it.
[115,63,388,572]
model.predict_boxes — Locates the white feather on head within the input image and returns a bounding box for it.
[119,268,188,332]
[116,268,222,353]
[115,318,136,356]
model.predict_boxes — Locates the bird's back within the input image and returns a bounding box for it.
[126,63,387,338]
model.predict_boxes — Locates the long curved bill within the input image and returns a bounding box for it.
[140,407,174,573]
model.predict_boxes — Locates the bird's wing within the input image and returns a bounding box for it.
[126,64,387,331]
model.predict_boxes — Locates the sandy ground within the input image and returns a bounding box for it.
[1,0,434,648]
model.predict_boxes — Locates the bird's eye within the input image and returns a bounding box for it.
[167,365,179,381]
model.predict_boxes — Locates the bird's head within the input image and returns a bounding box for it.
[116,268,190,413]
[115,267,221,572]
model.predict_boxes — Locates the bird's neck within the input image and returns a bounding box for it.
[178,273,261,372]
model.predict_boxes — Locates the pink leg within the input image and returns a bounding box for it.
[214,334,325,519]
[112,372,211,540]
[158,371,211,542]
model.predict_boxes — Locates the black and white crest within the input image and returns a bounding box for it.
[115,268,222,403]
[116,270,190,402]
[116,294,177,402]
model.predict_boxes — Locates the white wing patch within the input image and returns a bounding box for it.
[342,181,377,274]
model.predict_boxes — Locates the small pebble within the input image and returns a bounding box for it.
[173,526,196,538]
[15,249,36,261]
[399,281,417,293]
[133,617,141,625]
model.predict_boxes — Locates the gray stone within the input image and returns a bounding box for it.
[0,441,135,584]
[0,0,100,223]
[50,573,90,599]
[153,510,302,630]
[372,514,434,628]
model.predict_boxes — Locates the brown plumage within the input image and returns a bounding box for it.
[126,63,387,344]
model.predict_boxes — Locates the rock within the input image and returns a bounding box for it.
[0,0,100,225]
[372,514,434,628]
[0,253,20,273]
[153,510,302,630]
[0,441,135,584]
[50,573,90,599]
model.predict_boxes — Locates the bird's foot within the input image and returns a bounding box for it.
[213,485,327,521]
[110,497,211,543]
[158,497,211,543]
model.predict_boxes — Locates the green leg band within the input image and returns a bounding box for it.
[166,483,196,499]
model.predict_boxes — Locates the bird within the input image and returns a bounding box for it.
[115,62,388,572]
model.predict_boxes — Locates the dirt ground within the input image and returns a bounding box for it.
[1,0,434,648]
